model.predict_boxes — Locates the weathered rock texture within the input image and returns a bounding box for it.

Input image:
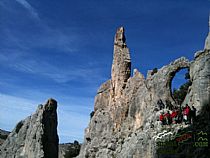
[78,24,210,158]
[205,32,210,50]
[0,98,59,158]
[184,50,210,113]
[112,27,131,99]
[0,129,10,146]
[204,16,210,50]
[59,141,81,158]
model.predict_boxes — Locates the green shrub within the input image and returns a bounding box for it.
[151,68,158,75]
[90,111,95,119]
[172,70,192,105]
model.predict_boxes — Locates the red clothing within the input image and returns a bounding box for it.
[183,106,190,115]
[185,107,190,115]
[164,113,170,118]
[183,108,187,115]
[171,111,177,118]
[160,114,164,121]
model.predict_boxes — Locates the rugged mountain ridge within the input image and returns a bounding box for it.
[78,24,210,157]
[0,98,59,158]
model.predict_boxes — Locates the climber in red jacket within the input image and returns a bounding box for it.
[183,104,191,124]
[171,109,178,124]
[164,111,171,125]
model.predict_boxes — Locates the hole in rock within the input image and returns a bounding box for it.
[171,68,191,105]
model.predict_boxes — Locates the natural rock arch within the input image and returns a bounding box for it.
[146,57,190,106]
[162,58,190,105]
[168,67,190,104]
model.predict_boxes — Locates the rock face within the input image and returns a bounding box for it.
[78,23,210,157]
[0,98,59,158]
[59,141,81,158]
[112,27,131,98]
[204,31,210,50]
[0,129,10,146]
[204,16,210,50]
[185,50,210,113]
[146,57,190,105]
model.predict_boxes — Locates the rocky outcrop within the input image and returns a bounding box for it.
[184,50,210,113]
[111,27,131,99]
[78,21,210,158]
[0,129,10,146]
[146,57,190,106]
[204,31,210,50]
[59,141,81,158]
[0,98,59,158]
[204,16,210,50]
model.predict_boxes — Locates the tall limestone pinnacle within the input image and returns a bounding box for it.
[111,27,131,97]
[204,15,210,50]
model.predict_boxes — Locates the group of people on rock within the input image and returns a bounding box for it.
[159,103,197,125]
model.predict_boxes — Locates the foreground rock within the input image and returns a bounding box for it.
[0,98,59,158]
[78,22,210,157]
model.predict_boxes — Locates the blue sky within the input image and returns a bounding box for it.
[0,0,209,143]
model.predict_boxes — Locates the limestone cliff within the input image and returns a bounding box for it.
[0,98,59,158]
[78,22,210,157]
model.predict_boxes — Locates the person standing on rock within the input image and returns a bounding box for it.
[171,109,178,124]
[177,105,183,123]
[164,111,171,125]
[183,104,190,124]
[190,106,196,124]
[157,99,165,110]
[183,105,187,124]
[159,112,165,125]
[166,100,173,110]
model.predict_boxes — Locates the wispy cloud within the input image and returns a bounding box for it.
[0,93,38,130]
[16,62,104,84]
[1,26,79,55]
[15,0,39,19]
[1,1,79,53]
[0,0,106,143]
[0,51,106,84]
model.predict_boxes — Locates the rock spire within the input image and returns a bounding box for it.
[111,27,131,97]
[204,15,210,50]
[0,98,59,158]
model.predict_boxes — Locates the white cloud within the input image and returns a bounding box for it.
[0,93,39,130]
[15,0,39,19]
[0,0,102,143]
[12,61,103,83]
[0,50,106,84]
[1,2,81,56]
[1,26,79,55]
